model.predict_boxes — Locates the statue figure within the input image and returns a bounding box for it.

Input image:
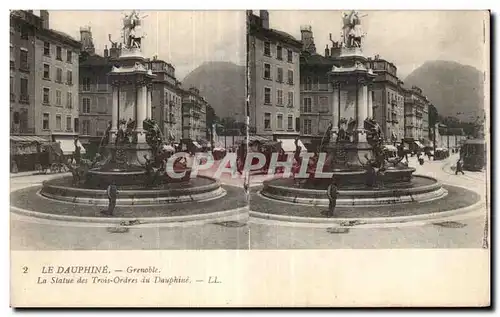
[108,34,118,48]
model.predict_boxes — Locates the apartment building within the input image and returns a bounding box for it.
[181,87,207,146]
[149,58,183,143]
[403,85,430,149]
[247,10,302,142]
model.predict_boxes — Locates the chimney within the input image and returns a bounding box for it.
[324,45,329,57]
[259,10,269,29]
[104,45,109,58]
[40,10,49,29]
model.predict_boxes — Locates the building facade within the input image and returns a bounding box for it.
[247,10,302,141]
[403,85,430,147]
[149,58,183,143]
[78,52,113,147]
[181,87,207,143]
[10,10,81,154]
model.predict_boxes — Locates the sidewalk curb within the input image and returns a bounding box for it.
[11,205,249,226]
[249,200,484,227]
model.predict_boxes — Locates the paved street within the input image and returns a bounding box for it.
[10,154,488,250]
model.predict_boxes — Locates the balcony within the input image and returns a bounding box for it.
[391,99,397,106]
[392,118,399,124]
[19,64,30,73]
[416,111,423,118]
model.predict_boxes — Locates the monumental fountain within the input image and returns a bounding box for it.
[39,11,225,206]
[260,11,449,208]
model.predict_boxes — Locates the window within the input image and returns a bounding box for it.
[44,42,50,56]
[82,120,91,135]
[66,70,72,85]
[82,77,91,91]
[264,63,271,79]
[43,64,50,79]
[303,97,312,113]
[66,116,72,131]
[264,87,271,104]
[276,89,283,105]
[13,112,20,124]
[66,50,72,63]
[10,46,14,61]
[56,115,62,130]
[43,113,50,130]
[277,114,283,130]
[264,42,271,56]
[66,92,72,108]
[56,68,62,83]
[288,115,293,130]
[287,70,294,85]
[10,76,14,95]
[288,91,294,107]
[43,88,50,104]
[303,119,312,134]
[276,67,283,83]
[20,78,28,102]
[56,90,62,106]
[277,46,282,60]
[74,118,79,133]
[20,50,28,71]
[264,113,271,130]
[319,97,329,112]
[56,46,62,60]
[82,97,91,113]
[305,77,312,90]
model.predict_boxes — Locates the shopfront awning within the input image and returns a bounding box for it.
[414,141,424,148]
[278,139,307,153]
[54,138,86,155]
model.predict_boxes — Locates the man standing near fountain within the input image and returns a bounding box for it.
[326,178,338,217]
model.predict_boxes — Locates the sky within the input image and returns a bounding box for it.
[264,10,488,79]
[45,10,246,80]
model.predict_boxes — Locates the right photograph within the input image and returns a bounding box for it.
[245,10,489,249]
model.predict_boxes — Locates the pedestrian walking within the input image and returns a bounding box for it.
[326,179,338,218]
[455,159,465,175]
[104,183,118,216]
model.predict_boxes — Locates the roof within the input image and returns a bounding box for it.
[80,53,114,67]
[301,53,334,66]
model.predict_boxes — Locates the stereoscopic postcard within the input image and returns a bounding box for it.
[9,9,490,307]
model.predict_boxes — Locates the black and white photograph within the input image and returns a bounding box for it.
[9,10,249,251]
[245,10,489,250]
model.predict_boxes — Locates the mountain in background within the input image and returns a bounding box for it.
[403,60,485,122]
[182,61,245,122]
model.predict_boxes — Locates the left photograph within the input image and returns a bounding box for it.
[9,10,248,250]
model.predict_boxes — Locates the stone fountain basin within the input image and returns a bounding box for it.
[86,167,192,188]
[40,175,225,206]
[260,175,448,207]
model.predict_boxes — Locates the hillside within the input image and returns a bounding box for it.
[403,60,485,122]
[182,61,246,122]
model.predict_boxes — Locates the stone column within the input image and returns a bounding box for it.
[332,82,339,132]
[135,83,147,143]
[356,80,368,142]
[110,84,119,144]
[146,85,152,119]
[367,86,373,118]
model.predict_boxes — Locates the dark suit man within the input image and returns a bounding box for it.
[105,183,118,216]
[326,180,338,217]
